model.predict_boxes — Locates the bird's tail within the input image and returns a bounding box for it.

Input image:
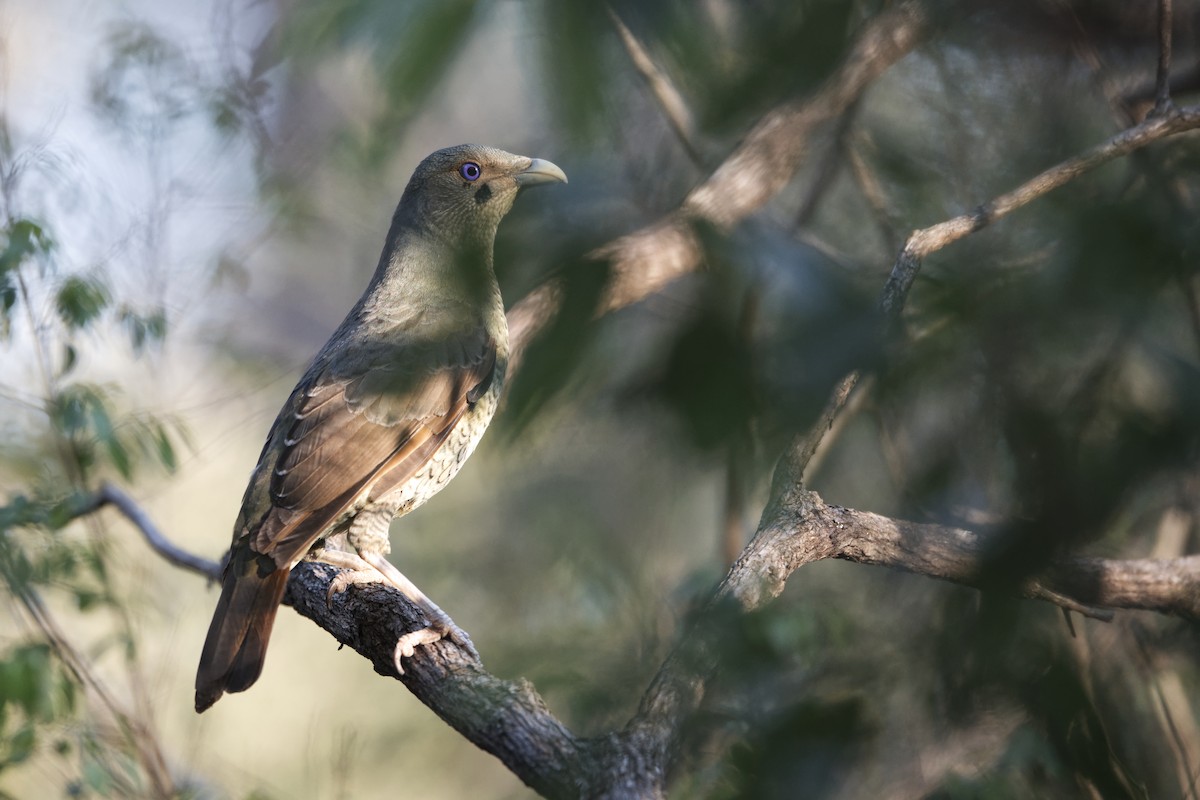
[194,546,289,712]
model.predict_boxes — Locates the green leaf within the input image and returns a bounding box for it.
[0,219,53,276]
[55,276,111,330]
[104,436,133,480]
[82,756,113,794]
[62,343,78,375]
[0,273,15,339]
[118,306,168,353]
[59,673,76,715]
[90,22,196,136]
[5,724,35,766]
[85,392,115,443]
[152,421,177,472]
[74,589,101,611]
[0,644,52,720]
[0,545,34,594]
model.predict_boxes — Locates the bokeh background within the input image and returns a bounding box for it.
[2,1,1199,797]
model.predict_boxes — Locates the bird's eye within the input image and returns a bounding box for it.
[459,162,481,182]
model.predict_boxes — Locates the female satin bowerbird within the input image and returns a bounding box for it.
[195,145,567,712]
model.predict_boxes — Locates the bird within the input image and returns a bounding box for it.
[195,144,567,712]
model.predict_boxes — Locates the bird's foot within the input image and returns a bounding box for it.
[311,548,481,668]
[306,548,384,606]
[393,628,442,674]
[393,620,478,674]
[326,566,389,605]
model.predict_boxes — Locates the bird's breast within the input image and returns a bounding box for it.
[372,355,505,519]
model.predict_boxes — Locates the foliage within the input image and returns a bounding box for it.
[0,90,189,800]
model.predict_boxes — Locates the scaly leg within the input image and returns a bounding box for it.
[357,550,479,671]
[310,510,479,673]
[306,548,384,604]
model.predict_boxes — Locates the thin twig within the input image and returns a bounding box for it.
[721,289,761,565]
[794,101,860,229]
[608,7,704,168]
[505,0,931,368]
[1181,273,1200,360]
[802,373,874,481]
[1026,585,1113,621]
[1155,0,1175,115]
[777,371,861,493]
[1125,62,1200,121]
[6,577,177,796]
[847,133,902,254]
[96,482,221,579]
[880,103,1200,317]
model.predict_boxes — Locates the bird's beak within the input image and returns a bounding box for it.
[514,157,568,187]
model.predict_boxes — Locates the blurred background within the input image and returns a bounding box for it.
[1,0,1199,797]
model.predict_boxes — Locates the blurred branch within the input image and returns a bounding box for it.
[1124,62,1200,120]
[880,102,1200,316]
[272,487,1200,799]
[847,132,903,253]
[776,371,861,492]
[282,562,649,799]
[793,101,860,229]
[725,488,1200,621]
[5,517,178,795]
[506,0,930,367]
[91,482,221,579]
[1183,274,1200,359]
[682,1,928,228]
[608,8,704,168]
[1155,0,1175,115]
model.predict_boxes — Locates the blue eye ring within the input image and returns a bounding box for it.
[459,161,481,181]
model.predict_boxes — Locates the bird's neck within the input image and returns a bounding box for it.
[365,227,503,324]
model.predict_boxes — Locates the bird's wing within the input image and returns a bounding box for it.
[245,326,496,567]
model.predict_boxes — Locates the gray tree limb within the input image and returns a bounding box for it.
[275,483,1200,799]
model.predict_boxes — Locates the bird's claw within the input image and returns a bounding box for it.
[324,567,383,607]
[391,622,480,675]
[325,573,349,606]
[393,628,443,675]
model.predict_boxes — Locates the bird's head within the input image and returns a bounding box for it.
[396,144,567,250]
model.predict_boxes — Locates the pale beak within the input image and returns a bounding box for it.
[514,157,568,186]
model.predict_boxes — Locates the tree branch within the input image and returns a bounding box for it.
[738,487,1200,622]
[88,444,1198,797]
[94,482,221,579]
[281,564,601,798]
[608,8,704,168]
[506,0,930,365]
[880,102,1200,316]
[1155,0,1175,115]
[268,483,1199,799]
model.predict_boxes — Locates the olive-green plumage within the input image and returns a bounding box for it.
[195,145,566,712]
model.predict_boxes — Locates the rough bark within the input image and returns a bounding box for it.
[269,488,1200,799]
